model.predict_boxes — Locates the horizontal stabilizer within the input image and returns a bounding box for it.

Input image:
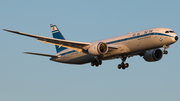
[23,52,59,58]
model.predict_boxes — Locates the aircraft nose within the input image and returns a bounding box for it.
[175,36,178,41]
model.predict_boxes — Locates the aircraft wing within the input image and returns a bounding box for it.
[3,29,91,51]
[3,29,119,52]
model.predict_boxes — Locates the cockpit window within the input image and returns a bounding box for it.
[170,31,175,33]
[165,31,169,33]
[165,30,175,33]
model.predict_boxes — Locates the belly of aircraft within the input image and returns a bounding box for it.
[52,52,95,64]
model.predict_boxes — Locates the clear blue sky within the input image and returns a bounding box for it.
[0,0,180,101]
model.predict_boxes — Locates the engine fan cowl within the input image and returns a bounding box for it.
[88,42,108,55]
[143,49,163,62]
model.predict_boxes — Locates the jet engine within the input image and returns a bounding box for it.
[88,42,108,55]
[143,49,163,62]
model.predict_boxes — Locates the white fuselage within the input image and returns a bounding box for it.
[50,27,177,64]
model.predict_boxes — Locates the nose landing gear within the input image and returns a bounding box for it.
[163,45,170,54]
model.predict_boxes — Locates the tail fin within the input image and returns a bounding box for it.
[50,24,67,53]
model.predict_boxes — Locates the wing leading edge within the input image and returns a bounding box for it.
[3,29,90,51]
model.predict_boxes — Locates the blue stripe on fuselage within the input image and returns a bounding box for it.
[59,50,77,56]
[59,33,173,56]
[106,33,173,44]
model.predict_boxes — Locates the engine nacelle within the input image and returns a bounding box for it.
[143,49,163,62]
[88,42,108,55]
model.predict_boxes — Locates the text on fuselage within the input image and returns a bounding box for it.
[132,30,153,37]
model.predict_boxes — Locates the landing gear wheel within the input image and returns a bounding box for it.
[94,62,99,67]
[118,64,121,69]
[125,63,129,68]
[99,60,102,65]
[163,50,168,54]
[91,62,94,66]
[122,66,126,70]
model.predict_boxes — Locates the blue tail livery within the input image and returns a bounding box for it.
[50,24,67,53]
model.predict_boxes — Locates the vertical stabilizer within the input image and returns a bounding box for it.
[50,24,67,53]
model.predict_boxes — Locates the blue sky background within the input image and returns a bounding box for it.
[0,0,180,101]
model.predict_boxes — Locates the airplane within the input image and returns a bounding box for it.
[3,24,178,70]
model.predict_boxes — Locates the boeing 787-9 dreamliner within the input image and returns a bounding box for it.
[3,24,178,70]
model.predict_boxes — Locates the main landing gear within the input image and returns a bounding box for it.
[118,57,129,70]
[90,57,129,70]
[91,60,102,67]
[163,45,170,54]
